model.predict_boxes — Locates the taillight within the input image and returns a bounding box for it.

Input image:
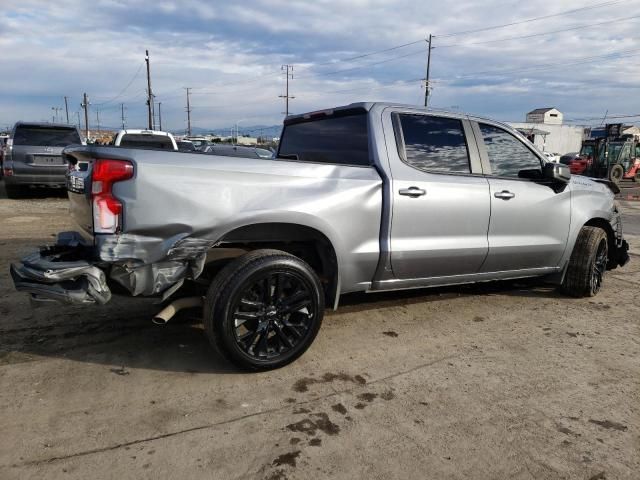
[91,159,134,233]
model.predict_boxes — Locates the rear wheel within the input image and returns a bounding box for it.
[608,164,624,184]
[204,249,324,370]
[561,226,608,297]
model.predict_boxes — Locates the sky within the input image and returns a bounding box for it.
[0,0,638,133]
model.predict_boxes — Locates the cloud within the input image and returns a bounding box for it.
[0,0,638,132]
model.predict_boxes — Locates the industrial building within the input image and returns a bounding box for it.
[508,107,585,154]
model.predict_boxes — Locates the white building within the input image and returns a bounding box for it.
[508,107,584,154]
[509,122,585,154]
[526,107,563,125]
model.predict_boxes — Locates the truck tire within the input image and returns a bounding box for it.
[204,249,324,370]
[561,226,608,297]
[608,164,624,184]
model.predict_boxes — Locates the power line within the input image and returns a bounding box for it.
[566,113,640,122]
[437,14,640,48]
[451,47,640,79]
[312,39,426,67]
[435,0,632,37]
[94,62,144,106]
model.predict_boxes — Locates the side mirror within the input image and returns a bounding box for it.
[543,162,571,183]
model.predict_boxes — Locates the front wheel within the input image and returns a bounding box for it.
[608,164,624,184]
[561,226,608,297]
[204,250,324,370]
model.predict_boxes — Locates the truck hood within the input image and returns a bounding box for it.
[569,176,616,196]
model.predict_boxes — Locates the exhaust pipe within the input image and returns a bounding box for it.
[152,297,203,325]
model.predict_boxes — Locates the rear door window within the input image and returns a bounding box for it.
[13,126,81,146]
[395,114,471,174]
[278,112,369,166]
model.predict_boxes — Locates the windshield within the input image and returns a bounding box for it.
[13,125,81,146]
[580,144,595,158]
[606,142,625,163]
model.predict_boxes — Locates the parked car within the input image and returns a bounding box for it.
[2,122,83,198]
[11,102,629,370]
[542,152,560,163]
[559,152,580,165]
[204,144,273,159]
[113,129,177,150]
[184,137,211,151]
[177,140,196,152]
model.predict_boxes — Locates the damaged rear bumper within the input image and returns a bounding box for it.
[10,232,213,306]
[10,259,111,305]
[10,235,112,305]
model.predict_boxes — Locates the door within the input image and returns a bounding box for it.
[388,112,490,279]
[474,122,571,272]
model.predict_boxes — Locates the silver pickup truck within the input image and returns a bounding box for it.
[11,102,630,370]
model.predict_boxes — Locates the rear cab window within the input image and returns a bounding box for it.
[277,111,370,166]
[13,125,81,146]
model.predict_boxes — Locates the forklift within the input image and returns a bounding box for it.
[568,124,640,184]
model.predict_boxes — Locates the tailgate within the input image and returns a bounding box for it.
[65,148,95,238]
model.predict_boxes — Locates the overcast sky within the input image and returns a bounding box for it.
[1,0,638,133]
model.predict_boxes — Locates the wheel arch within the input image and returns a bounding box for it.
[583,217,615,261]
[212,222,341,309]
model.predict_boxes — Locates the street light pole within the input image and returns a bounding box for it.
[235,119,246,146]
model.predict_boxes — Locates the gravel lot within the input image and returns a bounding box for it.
[0,180,638,480]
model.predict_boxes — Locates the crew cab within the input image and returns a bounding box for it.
[11,102,629,370]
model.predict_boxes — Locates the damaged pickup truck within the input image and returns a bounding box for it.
[11,102,630,370]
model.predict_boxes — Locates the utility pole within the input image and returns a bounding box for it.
[51,107,62,123]
[279,65,294,117]
[121,103,126,129]
[95,108,101,134]
[184,87,192,136]
[63,96,70,124]
[81,93,90,140]
[145,49,154,130]
[424,34,433,108]
[76,111,81,129]
[157,102,162,131]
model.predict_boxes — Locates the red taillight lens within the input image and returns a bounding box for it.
[91,159,134,233]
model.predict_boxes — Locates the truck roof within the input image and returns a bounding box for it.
[284,102,510,130]
[13,121,79,129]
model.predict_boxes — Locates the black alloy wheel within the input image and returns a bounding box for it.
[561,226,609,297]
[590,237,608,295]
[204,250,324,370]
[230,270,317,360]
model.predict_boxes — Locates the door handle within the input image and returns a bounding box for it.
[494,190,515,200]
[399,187,426,198]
